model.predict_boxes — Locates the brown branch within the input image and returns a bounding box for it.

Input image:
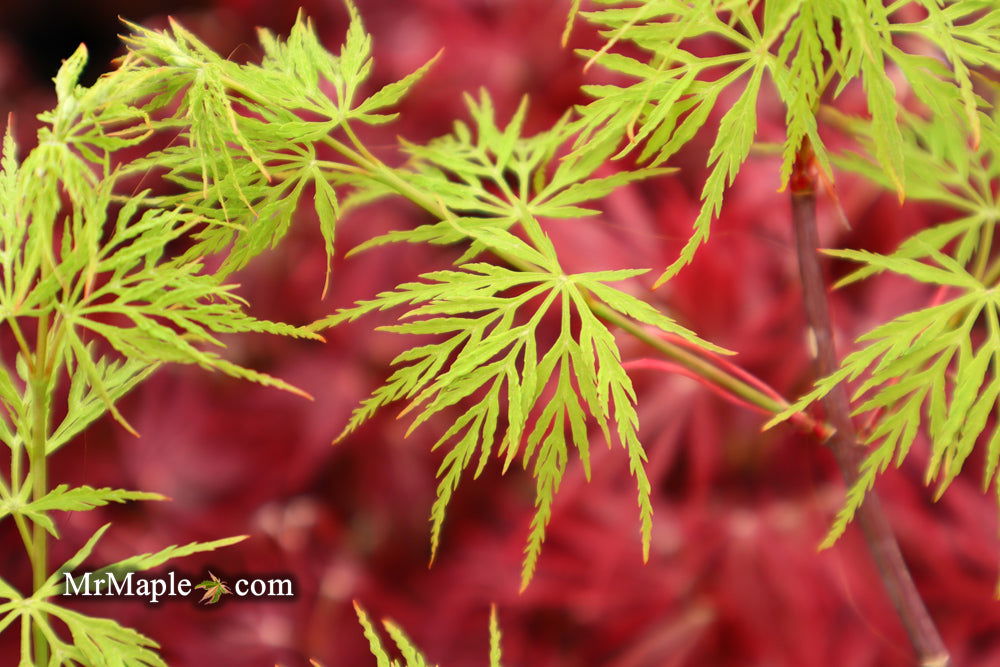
[790,139,950,667]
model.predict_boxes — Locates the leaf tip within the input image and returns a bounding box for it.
[114,413,141,438]
[288,386,315,401]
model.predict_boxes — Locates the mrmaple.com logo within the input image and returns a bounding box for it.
[61,570,294,605]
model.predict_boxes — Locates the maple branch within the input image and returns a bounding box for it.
[790,138,950,667]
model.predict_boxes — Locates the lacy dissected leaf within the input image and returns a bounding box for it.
[777,287,996,545]
[49,355,156,454]
[352,90,670,257]
[36,44,158,172]
[318,262,724,588]
[1,484,165,539]
[829,107,998,285]
[571,0,997,285]
[28,603,166,667]
[43,203,320,431]
[79,536,249,591]
[767,253,998,546]
[3,92,324,440]
[886,0,999,145]
[766,100,1000,546]
[1,129,104,311]
[107,6,436,279]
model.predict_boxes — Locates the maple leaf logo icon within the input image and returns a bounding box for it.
[194,572,232,605]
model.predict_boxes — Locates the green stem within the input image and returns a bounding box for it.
[324,130,460,226]
[552,251,824,434]
[28,314,51,666]
[587,298,801,411]
[790,138,949,667]
[3,317,37,566]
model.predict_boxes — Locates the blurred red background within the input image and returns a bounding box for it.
[1,1,998,665]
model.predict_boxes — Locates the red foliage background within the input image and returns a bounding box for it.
[1,1,998,665]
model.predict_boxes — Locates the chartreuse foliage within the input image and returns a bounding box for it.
[570,0,997,284]
[350,90,670,258]
[4,0,997,663]
[115,3,439,290]
[353,603,503,667]
[313,73,726,587]
[768,96,1000,548]
[562,0,1000,571]
[0,527,244,666]
[0,3,450,664]
[331,0,1000,597]
[320,257,724,587]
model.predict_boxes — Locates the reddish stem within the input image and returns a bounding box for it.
[624,358,773,415]
[790,138,950,667]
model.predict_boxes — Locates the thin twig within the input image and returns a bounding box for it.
[790,138,950,667]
